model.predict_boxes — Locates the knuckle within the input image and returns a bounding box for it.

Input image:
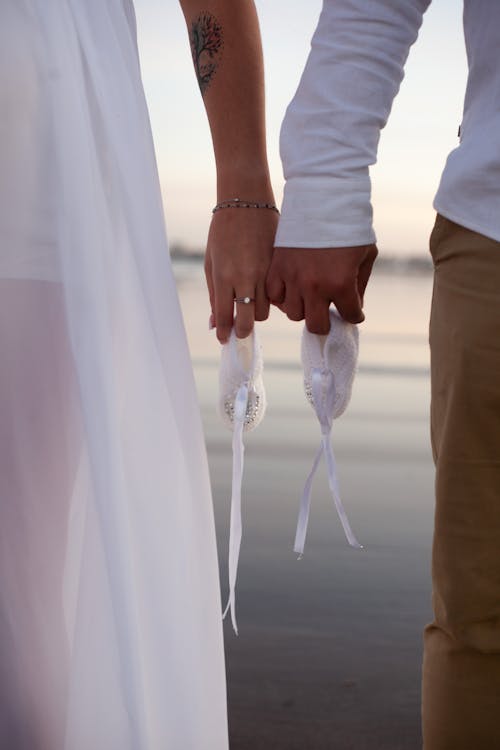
[305,310,330,334]
[330,274,350,294]
[343,310,364,324]
[307,322,329,335]
[287,310,304,322]
[215,306,233,325]
[255,308,270,322]
[215,268,234,286]
[267,283,283,304]
[217,326,231,344]
[303,275,322,295]
[317,321,331,335]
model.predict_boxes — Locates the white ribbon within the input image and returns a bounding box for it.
[222,382,248,635]
[294,368,363,557]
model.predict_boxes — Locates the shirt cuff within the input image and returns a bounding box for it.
[275,176,376,248]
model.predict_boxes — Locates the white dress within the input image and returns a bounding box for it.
[0,2,228,748]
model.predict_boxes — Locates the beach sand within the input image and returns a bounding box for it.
[178,265,435,750]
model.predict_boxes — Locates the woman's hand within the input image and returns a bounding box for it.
[205,206,279,343]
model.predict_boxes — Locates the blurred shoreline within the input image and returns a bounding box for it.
[170,244,434,276]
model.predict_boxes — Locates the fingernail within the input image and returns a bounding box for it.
[209,314,215,330]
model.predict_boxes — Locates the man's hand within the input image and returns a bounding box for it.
[266,244,378,333]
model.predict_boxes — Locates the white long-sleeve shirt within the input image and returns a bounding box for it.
[275,0,500,248]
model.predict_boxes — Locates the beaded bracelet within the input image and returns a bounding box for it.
[212,197,280,215]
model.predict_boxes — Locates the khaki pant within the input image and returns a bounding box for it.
[422,215,500,748]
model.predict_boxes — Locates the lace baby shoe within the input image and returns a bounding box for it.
[218,326,266,634]
[218,326,266,432]
[295,307,363,556]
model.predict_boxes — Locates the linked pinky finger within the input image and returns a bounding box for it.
[254,281,270,322]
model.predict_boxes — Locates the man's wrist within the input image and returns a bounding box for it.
[275,175,375,248]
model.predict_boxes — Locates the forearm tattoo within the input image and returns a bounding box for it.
[189,12,223,96]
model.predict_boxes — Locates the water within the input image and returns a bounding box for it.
[175,260,435,750]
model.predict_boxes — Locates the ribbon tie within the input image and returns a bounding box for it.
[294,367,363,557]
[222,382,249,635]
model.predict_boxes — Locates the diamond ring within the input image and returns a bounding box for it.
[234,296,255,304]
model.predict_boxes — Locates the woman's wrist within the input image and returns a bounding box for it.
[212,198,279,215]
[216,165,274,204]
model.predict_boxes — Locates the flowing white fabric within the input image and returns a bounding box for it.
[0,2,228,748]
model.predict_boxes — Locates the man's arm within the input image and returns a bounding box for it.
[178,0,278,342]
[267,0,430,331]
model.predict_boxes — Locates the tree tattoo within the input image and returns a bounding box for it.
[189,12,223,96]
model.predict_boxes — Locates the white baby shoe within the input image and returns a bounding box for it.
[302,308,359,420]
[296,307,363,556]
[218,325,266,432]
[218,325,266,634]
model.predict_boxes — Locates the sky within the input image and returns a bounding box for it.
[134,1,468,256]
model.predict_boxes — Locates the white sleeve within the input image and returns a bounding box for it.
[275,0,431,248]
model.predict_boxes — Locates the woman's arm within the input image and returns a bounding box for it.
[179,0,277,342]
